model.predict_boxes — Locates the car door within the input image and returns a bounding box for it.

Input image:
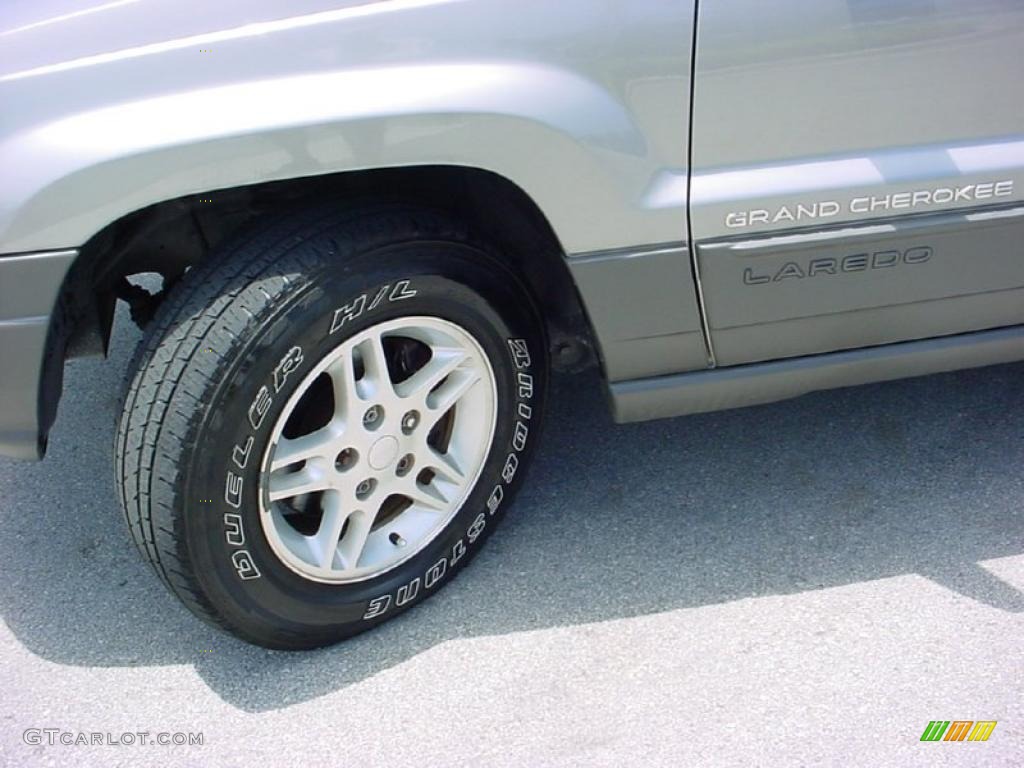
[687,0,1024,366]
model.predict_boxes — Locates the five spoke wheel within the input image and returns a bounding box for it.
[260,317,497,583]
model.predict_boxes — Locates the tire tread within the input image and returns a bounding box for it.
[116,203,473,638]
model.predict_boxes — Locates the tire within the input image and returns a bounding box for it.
[115,204,548,649]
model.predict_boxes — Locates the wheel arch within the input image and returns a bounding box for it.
[41,165,597,452]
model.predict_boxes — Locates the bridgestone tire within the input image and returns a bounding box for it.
[115,204,548,649]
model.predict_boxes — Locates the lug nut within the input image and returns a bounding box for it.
[356,478,377,500]
[396,453,415,477]
[401,410,420,434]
[363,405,383,429]
[335,447,359,472]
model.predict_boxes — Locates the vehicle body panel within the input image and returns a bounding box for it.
[0,0,706,456]
[2,0,1024,460]
[0,0,694,257]
[690,0,1024,365]
[610,324,1024,423]
[567,244,708,380]
[0,250,76,459]
[699,206,1024,364]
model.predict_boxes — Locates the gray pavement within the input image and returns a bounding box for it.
[1,308,1022,767]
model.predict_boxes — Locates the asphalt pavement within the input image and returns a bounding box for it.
[1,306,1022,767]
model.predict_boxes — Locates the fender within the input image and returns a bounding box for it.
[0,0,695,255]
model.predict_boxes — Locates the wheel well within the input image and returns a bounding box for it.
[60,166,595,368]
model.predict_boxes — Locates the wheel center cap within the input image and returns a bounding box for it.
[368,435,400,470]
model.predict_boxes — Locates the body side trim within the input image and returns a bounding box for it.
[0,248,78,460]
[695,203,1024,366]
[609,324,1024,423]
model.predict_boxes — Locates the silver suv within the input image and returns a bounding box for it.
[1,1,1022,648]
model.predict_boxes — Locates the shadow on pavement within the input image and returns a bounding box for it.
[1,315,1022,712]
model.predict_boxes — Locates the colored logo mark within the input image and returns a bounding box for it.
[920,721,997,742]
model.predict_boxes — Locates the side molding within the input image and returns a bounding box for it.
[609,325,1024,423]
[696,205,1024,365]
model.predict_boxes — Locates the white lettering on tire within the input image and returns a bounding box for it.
[486,485,504,516]
[221,280,422,583]
[225,472,243,509]
[363,595,391,620]
[220,341,323,581]
[329,281,418,335]
[501,453,519,483]
[361,336,535,621]
[247,386,272,430]
[451,538,467,566]
[224,514,245,547]
[272,346,304,393]
[232,436,254,470]
[467,513,486,543]
[231,550,261,580]
[425,558,447,589]
[329,295,367,334]
[396,578,421,606]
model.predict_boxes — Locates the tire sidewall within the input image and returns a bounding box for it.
[181,243,545,643]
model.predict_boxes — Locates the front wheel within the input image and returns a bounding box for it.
[116,205,548,649]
